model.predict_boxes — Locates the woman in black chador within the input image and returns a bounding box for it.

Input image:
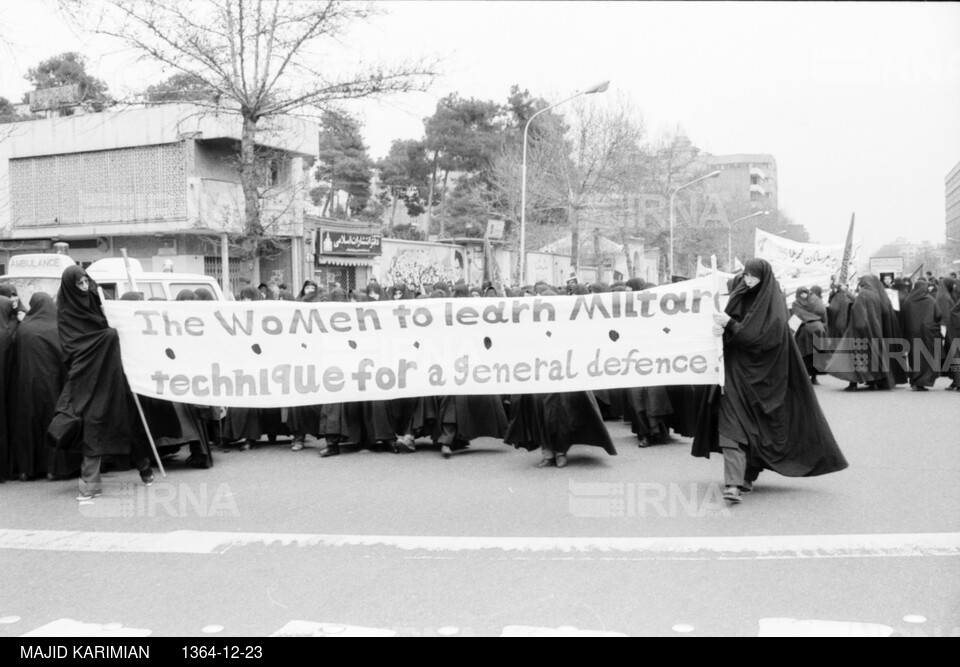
[49,266,177,500]
[900,279,941,391]
[0,295,18,482]
[694,259,848,503]
[10,293,82,480]
[504,290,616,468]
[790,285,827,384]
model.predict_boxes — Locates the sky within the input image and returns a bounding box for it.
[1,1,959,255]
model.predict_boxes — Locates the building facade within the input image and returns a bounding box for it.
[946,159,960,263]
[703,153,778,214]
[0,104,319,293]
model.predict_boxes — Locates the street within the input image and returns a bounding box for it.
[1,374,959,637]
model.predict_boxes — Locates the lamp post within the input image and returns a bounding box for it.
[519,80,609,285]
[669,170,720,280]
[727,210,769,270]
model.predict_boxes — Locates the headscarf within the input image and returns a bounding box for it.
[297,280,319,301]
[452,283,470,299]
[194,288,215,301]
[791,285,827,323]
[388,283,413,300]
[725,258,788,351]
[0,295,15,337]
[175,289,197,301]
[24,292,57,321]
[56,265,109,363]
[239,286,261,301]
[120,291,144,301]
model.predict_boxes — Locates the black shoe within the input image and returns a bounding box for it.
[140,471,155,486]
[319,445,340,458]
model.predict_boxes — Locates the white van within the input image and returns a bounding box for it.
[86,258,225,301]
[0,254,224,305]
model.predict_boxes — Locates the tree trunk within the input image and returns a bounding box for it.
[439,169,450,238]
[569,203,580,272]
[619,218,634,279]
[240,114,262,242]
[593,227,601,280]
[238,113,262,287]
[390,187,399,229]
[425,152,439,234]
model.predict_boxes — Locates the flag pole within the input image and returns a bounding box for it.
[837,212,855,286]
[120,248,166,478]
[711,254,726,393]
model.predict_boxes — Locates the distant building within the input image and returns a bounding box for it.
[946,159,960,261]
[703,153,778,214]
[0,103,321,292]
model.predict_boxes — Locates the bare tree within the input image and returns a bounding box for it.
[59,0,435,258]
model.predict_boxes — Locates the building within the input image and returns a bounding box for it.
[0,103,320,293]
[537,233,659,285]
[872,237,951,277]
[703,153,778,214]
[946,159,960,263]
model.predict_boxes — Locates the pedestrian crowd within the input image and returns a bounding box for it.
[0,263,957,504]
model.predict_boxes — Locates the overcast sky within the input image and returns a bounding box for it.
[2,1,958,255]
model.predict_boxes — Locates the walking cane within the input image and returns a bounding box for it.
[119,248,166,478]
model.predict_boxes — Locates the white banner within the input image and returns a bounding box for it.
[104,278,726,408]
[755,229,861,298]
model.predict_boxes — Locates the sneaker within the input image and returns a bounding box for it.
[77,490,102,501]
[722,486,742,503]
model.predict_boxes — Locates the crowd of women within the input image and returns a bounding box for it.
[0,261,955,504]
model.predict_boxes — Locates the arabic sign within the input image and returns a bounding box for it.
[755,229,861,298]
[318,231,382,256]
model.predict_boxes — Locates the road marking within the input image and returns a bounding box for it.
[0,529,959,560]
[902,615,926,624]
[758,617,894,637]
[270,621,396,637]
[500,625,627,637]
[19,618,151,637]
[0,616,21,624]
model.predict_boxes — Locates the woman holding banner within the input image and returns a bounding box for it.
[694,259,848,504]
[48,266,169,500]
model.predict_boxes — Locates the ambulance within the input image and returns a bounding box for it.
[0,253,224,305]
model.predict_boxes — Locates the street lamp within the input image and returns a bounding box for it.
[727,210,769,270]
[669,170,721,280]
[519,80,610,284]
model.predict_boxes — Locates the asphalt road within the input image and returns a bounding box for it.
[1,374,958,637]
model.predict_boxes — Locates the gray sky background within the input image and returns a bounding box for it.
[2,1,959,256]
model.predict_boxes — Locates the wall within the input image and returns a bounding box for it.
[377,239,461,290]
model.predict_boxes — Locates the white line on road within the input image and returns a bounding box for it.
[1,529,959,560]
